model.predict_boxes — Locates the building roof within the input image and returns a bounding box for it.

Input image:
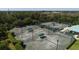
[69,25,79,32]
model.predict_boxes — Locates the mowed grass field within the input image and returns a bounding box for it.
[69,40,79,50]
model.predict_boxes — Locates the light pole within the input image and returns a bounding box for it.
[32,29,34,41]
[30,28,34,41]
[21,28,23,39]
[56,39,59,50]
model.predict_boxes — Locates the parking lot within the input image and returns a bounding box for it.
[10,22,75,50]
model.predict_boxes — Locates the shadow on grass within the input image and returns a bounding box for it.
[66,39,76,49]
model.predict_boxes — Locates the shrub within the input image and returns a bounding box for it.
[0,41,9,50]
[15,43,24,50]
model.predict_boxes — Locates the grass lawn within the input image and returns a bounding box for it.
[69,40,79,50]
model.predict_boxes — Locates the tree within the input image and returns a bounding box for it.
[0,41,9,50]
[23,17,32,25]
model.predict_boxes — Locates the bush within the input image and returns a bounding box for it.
[15,43,24,50]
[20,41,26,49]
[0,32,7,40]
[0,41,9,50]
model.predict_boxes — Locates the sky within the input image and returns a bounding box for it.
[0,8,79,11]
